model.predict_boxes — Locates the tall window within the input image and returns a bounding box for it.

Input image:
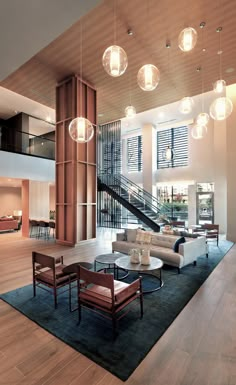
[127,135,143,172]
[157,126,188,169]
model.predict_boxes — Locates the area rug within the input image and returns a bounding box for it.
[0,241,233,381]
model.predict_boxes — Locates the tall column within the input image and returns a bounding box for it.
[22,179,29,237]
[226,84,236,241]
[142,123,155,195]
[56,75,97,246]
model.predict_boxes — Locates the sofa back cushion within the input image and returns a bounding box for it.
[151,234,178,249]
[125,229,137,242]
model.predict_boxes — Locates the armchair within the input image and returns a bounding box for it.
[77,266,143,337]
[202,224,219,246]
[32,252,77,308]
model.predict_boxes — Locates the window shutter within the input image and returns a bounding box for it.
[157,126,188,169]
[127,135,143,172]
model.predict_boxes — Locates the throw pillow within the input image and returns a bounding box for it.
[173,237,186,252]
[136,229,152,244]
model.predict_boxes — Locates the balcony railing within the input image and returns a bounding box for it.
[0,126,55,160]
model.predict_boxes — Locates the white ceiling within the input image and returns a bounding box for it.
[0,86,55,124]
[0,0,102,81]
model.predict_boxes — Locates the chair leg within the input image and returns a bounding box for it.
[54,287,57,309]
[140,295,143,318]
[33,279,36,297]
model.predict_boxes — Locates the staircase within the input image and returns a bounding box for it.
[98,173,171,232]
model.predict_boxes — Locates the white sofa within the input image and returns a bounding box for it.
[112,229,208,272]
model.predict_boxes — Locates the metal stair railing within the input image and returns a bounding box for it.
[98,172,171,220]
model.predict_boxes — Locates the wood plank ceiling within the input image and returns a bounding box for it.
[1,0,236,124]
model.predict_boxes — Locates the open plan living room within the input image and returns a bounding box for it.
[1,1,236,384]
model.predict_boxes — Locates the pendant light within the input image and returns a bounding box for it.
[162,146,175,161]
[125,74,136,118]
[210,27,233,120]
[69,22,94,143]
[179,97,194,114]
[178,27,197,52]
[125,105,136,118]
[137,64,160,91]
[210,97,233,120]
[191,123,208,140]
[195,22,209,134]
[102,1,128,77]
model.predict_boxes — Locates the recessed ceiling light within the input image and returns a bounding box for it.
[7,179,12,182]
[225,67,234,73]
[98,113,104,117]
[46,116,52,122]
[158,112,165,119]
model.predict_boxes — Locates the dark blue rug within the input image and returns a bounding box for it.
[0,241,233,381]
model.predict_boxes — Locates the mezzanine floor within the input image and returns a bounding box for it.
[0,229,236,385]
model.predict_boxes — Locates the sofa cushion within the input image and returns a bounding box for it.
[125,229,137,242]
[151,234,177,249]
[173,237,186,252]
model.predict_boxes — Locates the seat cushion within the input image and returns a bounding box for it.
[80,280,129,309]
[36,265,76,285]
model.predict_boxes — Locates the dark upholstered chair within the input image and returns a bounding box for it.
[170,221,186,229]
[202,224,219,246]
[32,252,76,308]
[77,266,143,337]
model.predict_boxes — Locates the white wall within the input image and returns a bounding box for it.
[29,181,50,220]
[0,186,21,217]
[0,151,55,182]
[121,115,227,233]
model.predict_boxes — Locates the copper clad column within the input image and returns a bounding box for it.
[56,75,97,246]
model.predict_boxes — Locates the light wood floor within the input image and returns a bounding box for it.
[0,230,236,385]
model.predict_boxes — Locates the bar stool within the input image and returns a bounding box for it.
[38,221,50,239]
[49,221,55,238]
[30,220,40,238]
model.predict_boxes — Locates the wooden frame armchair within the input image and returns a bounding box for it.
[202,224,219,246]
[32,252,77,308]
[170,221,186,230]
[77,266,143,337]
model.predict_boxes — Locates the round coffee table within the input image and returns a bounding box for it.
[115,255,164,294]
[94,253,128,279]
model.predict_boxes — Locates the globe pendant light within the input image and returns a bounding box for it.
[137,64,160,91]
[213,79,226,93]
[196,112,209,126]
[69,117,94,143]
[102,1,128,77]
[191,123,207,140]
[210,97,233,121]
[102,45,128,77]
[179,97,194,114]
[162,146,175,161]
[125,105,136,118]
[69,22,94,143]
[178,27,197,52]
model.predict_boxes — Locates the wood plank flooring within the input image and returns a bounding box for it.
[0,230,236,385]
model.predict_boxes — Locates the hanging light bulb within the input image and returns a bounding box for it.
[213,79,226,93]
[125,105,136,118]
[102,45,128,77]
[196,112,210,126]
[69,117,94,143]
[137,64,160,91]
[210,97,233,121]
[162,146,175,161]
[178,27,197,52]
[179,97,194,114]
[191,123,207,139]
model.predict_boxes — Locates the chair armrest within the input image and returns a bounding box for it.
[116,232,126,241]
[115,278,141,303]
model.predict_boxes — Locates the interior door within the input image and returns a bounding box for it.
[196,192,214,225]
